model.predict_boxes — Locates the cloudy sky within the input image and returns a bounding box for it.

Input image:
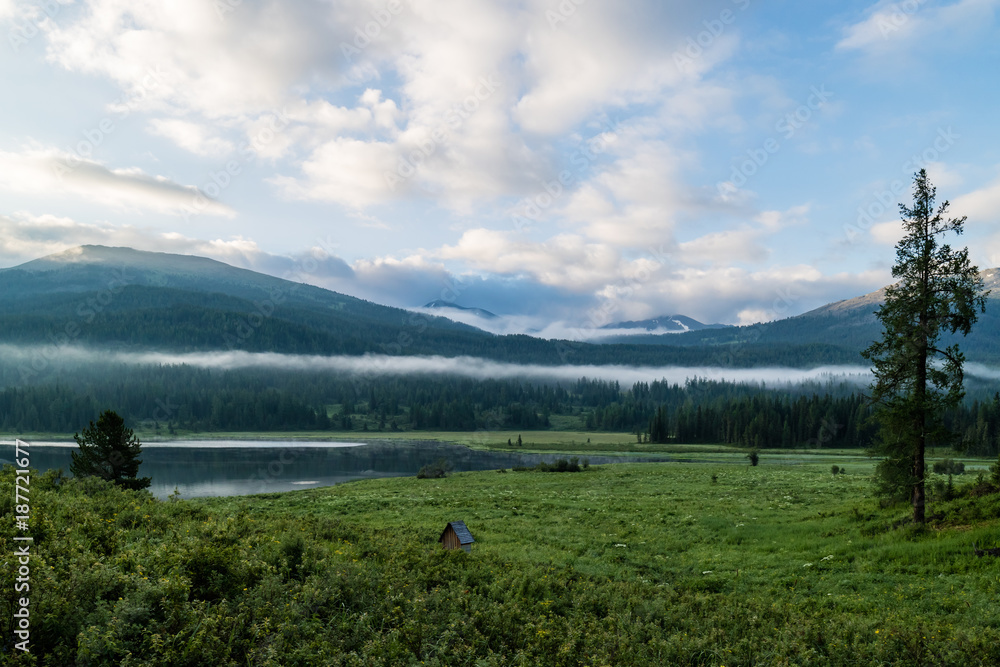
[1,0,999,332]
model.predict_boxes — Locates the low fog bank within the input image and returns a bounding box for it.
[0,344,874,387]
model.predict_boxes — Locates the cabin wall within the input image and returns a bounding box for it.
[442,529,459,550]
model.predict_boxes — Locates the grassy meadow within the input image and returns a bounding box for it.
[3,458,1000,665]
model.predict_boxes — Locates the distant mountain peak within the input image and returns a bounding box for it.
[601,314,730,332]
[11,245,238,275]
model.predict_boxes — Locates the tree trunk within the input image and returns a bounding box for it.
[913,250,930,524]
[914,328,927,523]
[912,427,925,523]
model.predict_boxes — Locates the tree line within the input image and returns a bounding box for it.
[1,363,999,454]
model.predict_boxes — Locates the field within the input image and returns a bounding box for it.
[4,456,1000,666]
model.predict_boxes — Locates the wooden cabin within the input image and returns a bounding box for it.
[439,520,475,553]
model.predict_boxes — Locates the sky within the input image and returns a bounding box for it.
[1,0,999,334]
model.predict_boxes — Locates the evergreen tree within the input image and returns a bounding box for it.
[649,406,669,443]
[862,170,989,522]
[71,410,152,490]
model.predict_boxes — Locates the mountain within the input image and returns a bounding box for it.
[601,314,730,333]
[0,246,859,368]
[0,245,491,356]
[422,299,498,320]
[603,268,1000,364]
[7,246,994,368]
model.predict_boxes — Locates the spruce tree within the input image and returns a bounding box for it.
[862,169,989,522]
[71,410,152,490]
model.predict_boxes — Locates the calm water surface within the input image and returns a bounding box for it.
[0,439,668,499]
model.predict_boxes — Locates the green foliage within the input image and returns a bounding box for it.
[71,410,151,490]
[512,457,587,472]
[416,458,453,479]
[863,170,990,522]
[5,461,1000,665]
[746,448,760,466]
[648,405,669,443]
[831,464,840,475]
[933,458,966,475]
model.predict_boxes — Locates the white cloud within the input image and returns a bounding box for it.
[924,161,964,190]
[954,171,1000,223]
[869,220,905,246]
[0,147,235,217]
[755,204,811,231]
[147,118,235,157]
[678,229,769,266]
[438,229,631,292]
[837,0,1000,57]
[270,138,399,209]
[31,0,748,215]
[558,134,694,247]
[42,0,346,118]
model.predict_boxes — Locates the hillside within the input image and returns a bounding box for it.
[602,268,1000,364]
[0,246,861,368]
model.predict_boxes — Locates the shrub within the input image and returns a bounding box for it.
[512,458,586,473]
[746,449,760,467]
[933,458,965,475]
[416,458,453,479]
[831,465,841,475]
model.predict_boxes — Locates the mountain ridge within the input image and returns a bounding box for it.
[422,299,499,320]
[600,314,731,333]
[2,245,996,366]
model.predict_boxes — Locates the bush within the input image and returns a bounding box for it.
[933,458,965,475]
[746,449,760,467]
[512,457,586,473]
[831,465,840,475]
[416,458,453,479]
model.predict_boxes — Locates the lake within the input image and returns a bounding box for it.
[0,439,669,499]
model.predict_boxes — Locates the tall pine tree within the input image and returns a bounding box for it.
[862,170,989,523]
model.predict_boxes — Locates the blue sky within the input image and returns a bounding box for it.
[1,0,998,335]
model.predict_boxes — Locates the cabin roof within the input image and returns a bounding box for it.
[439,520,475,545]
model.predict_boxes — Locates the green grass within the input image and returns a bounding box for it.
[5,460,1000,665]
